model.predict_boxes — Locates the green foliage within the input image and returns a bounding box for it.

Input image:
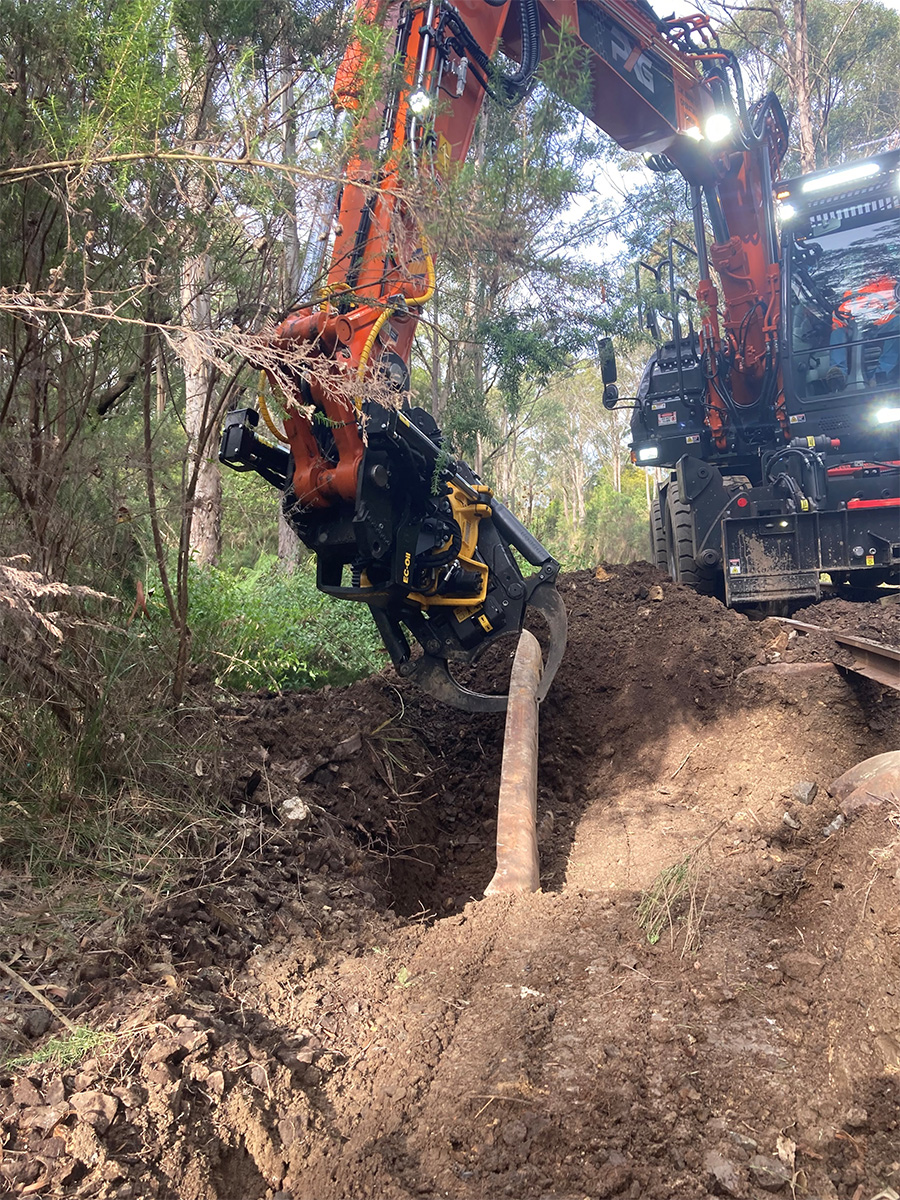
[5,1028,113,1071]
[188,555,384,691]
[531,468,652,571]
[715,0,900,170]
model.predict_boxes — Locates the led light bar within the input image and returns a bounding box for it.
[801,161,881,194]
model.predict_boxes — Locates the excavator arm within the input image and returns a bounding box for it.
[221,0,788,710]
[221,0,566,713]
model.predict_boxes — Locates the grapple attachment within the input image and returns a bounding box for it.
[220,402,567,713]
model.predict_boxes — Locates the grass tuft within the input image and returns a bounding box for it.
[636,821,725,955]
[4,1026,113,1071]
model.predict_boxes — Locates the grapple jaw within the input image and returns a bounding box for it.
[400,579,568,713]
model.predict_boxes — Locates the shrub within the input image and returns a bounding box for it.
[188,555,384,692]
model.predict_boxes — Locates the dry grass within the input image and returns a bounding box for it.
[636,821,725,956]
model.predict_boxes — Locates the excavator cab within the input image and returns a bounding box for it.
[780,149,900,458]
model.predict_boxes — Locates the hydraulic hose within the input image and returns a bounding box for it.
[442,0,541,107]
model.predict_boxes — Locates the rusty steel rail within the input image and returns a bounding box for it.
[485,629,543,896]
[779,618,900,692]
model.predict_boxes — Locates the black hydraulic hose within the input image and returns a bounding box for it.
[417,519,462,568]
[444,0,541,107]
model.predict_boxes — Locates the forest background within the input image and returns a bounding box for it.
[0,0,899,904]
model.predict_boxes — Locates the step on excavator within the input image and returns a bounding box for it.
[221,0,899,711]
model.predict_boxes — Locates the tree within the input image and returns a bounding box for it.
[708,0,900,170]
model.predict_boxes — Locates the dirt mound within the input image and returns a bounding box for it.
[795,593,900,647]
[3,567,900,1199]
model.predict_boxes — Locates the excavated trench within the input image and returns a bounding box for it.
[3,564,900,1200]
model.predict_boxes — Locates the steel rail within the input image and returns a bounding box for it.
[778,618,900,692]
[484,629,543,896]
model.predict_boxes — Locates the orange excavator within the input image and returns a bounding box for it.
[221,0,900,708]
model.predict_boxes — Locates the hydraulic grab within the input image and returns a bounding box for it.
[222,0,569,713]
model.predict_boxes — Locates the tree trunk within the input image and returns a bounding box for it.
[181,252,221,565]
[792,0,816,172]
[178,36,221,567]
[281,47,301,303]
[277,43,302,571]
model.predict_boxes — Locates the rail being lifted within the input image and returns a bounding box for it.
[779,618,900,692]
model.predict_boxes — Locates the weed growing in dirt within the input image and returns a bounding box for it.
[4,1026,113,1071]
[636,822,724,954]
[637,857,699,945]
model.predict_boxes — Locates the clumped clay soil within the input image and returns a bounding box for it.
[2,564,900,1200]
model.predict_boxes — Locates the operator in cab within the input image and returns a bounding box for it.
[828,273,900,390]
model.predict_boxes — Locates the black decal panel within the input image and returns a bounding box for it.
[577,1,677,127]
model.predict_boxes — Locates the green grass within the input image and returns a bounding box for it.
[4,1027,113,1071]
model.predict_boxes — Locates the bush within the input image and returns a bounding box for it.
[188,555,385,692]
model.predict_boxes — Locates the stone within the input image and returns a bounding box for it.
[874,1031,900,1072]
[843,1106,868,1130]
[330,731,362,761]
[177,1029,208,1055]
[748,1153,792,1191]
[206,1070,226,1098]
[143,1062,176,1086]
[248,1064,269,1089]
[500,1119,528,1145]
[142,1038,184,1066]
[703,1149,742,1195]
[780,951,825,982]
[278,1114,308,1146]
[70,1091,119,1134]
[792,781,818,805]
[11,1078,42,1106]
[23,1008,53,1039]
[728,1131,759,1153]
[594,1162,633,1197]
[281,795,312,824]
[30,1135,65,1159]
[20,1104,69,1131]
[648,584,664,602]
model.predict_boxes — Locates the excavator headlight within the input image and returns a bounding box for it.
[704,113,733,144]
[637,446,659,463]
[408,89,432,116]
[684,126,703,142]
[875,406,900,424]
[777,202,797,221]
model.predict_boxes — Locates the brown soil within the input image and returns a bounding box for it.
[3,565,900,1200]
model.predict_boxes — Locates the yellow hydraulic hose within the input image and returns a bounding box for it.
[257,371,289,443]
[355,238,436,410]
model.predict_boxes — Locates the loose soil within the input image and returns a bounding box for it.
[3,566,900,1200]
